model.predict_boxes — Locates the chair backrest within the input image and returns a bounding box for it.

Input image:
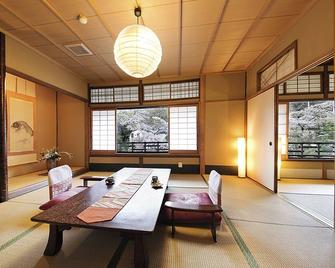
[48,165,72,199]
[208,170,222,206]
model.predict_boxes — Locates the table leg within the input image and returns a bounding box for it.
[134,233,147,268]
[171,209,175,238]
[107,237,129,268]
[211,213,217,242]
[44,224,63,256]
[83,179,88,187]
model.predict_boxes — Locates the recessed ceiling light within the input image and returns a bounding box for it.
[78,14,88,25]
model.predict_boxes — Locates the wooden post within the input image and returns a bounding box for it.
[199,76,206,175]
[0,32,8,202]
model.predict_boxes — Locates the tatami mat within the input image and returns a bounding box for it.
[278,178,335,195]
[1,172,335,268]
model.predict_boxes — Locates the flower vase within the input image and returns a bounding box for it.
[46,159,57,171]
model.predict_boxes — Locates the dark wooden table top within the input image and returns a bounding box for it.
[31,168,171,233]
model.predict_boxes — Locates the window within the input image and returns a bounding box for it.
[90,86,139,103]
[143,80,199,101]
[92,110,115,150]
[285,74,321,94]
[170,106,197,150]
[278,104,287,155]
[258,42,297,90]
[329,73,334,92]
[116,107,169,153]
[287,100,335,159]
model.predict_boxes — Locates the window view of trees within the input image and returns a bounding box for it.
[288,100,335,159]
[116,107,168,153]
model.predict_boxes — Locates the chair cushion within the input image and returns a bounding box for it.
[39,187,86,210]
[161,192,222,225]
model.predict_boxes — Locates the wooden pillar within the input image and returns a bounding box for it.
[199,76,206,175]
[0,32,8,202]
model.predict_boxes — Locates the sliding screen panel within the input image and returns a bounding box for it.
[247,88,276,191]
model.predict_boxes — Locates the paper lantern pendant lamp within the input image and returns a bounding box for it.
[114,7,162,78]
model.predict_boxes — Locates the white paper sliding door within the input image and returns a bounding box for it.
[247,88,276,191]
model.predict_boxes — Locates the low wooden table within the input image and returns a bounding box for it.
[31,167,171,268]
[79,175,107,186]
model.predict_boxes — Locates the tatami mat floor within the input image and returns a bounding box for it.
[0,172,334,268]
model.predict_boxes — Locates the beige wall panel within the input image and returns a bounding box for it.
[16,77,25,95]
[25,80,36,97]
[247,88,275,190]
[205,100,245,166]
[5,73,16,92]
[57,93,86,167]
[282,161,322,169]
[8,84,57,177]
[143,157,199,165]
[89,157,140,164]
[5,35,87,98]
[247,0,333,97]
[206,72,245,101]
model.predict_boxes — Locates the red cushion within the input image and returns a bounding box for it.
[39,187,86,210]
[161,192,222,225]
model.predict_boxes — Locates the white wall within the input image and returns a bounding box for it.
[247,88,275,191]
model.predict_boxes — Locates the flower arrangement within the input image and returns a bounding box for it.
[40,147,73,162]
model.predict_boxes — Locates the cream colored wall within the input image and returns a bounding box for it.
[205,72,246,167]
[5,35,88,99]
[247,0,334,97]
[57,93,87,167]
[7,76,57,177]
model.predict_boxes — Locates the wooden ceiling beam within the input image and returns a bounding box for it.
[41,0,122,81]
[178,0,183,75]
[0,1,105,83]
[221,0,274,72]
[199,0,230,74]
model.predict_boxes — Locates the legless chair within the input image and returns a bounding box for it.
[163,170,223,242]
[39,165,86,210]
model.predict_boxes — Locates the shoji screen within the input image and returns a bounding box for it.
[247,88,276,191]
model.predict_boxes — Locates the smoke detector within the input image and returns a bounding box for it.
[64,43,93,56]
[78,14,88,25]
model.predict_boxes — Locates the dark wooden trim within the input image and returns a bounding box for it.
[89,163,200,174]
[6,67,88,103]
[89,153,200,158]
[205,165,237,176]
[199,75,206,174]
[0,32,7,202]
[274,85,278,193]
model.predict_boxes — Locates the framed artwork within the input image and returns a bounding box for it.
[7,92,37,166]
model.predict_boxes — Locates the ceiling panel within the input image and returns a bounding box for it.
[216,20,253,41]
[142,3,179,31]
[182,0,226,27]
[225,51,262,70]
[248,16,297,38]
[85,37,115,54]
[181,57,202,74]
[48,0,96,20]
[160,45,179,76]
[238,36,276,52]
[91,0,134,14]
[182,43,208,59]
[0,5,26,30]
[265,0,312,17]
[35,44,69,58]
[101,10,135,36]
[222,0,266,22]
[182,24,216,45]
[75,55,106,66]
[202,64,225,73]
[210,39,241,54]
[36,22,80,44]
[1,0,60,26]
[155,28,179,47]
[8,27,52,47]
[67,16,110,40]
[205,53,231,67]
[54,56,82,69]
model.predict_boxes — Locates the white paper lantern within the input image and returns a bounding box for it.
[114,24,162,78]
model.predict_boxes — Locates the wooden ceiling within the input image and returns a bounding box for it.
[0,0,316,83]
